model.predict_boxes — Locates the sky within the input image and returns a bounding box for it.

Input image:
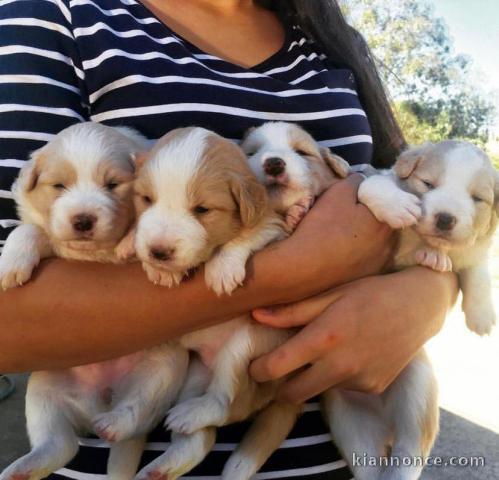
[432,0,499,129]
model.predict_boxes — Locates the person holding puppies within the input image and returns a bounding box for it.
[0,1,458,479]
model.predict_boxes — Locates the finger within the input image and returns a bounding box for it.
[252,290,342,328]
[250,317,336,383]
[278,359,351,404]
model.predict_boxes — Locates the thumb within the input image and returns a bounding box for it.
[252,290,342,328]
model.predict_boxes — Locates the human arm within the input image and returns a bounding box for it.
[0,177,394,372]
[250,266,459,402]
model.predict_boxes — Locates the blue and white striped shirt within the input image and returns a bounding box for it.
[0,0,372,477]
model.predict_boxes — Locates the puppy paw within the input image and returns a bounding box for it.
[1,473,32,480]
[142,263,183,287]
[0,473,31,480]
[222,454,262,480]
[115,234,136,262]
[135,430,214,480]
[415,248,452,272]
[464,305,496,336]
[0,257,37,290]
[204,250,246,296]
[285,197,313,230]
[135,469,170,480]
[166,395,227,434]
[369,192,422,229]
[92,411,134,443]
[0,463,35,480]
[135,452,191,480]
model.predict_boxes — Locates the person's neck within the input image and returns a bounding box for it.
[150,0,256,15]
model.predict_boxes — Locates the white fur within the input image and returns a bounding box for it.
[358,173,422,229]
[244,122,313,192]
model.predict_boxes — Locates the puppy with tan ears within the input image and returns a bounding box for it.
[0,123,188,480]
[359,140,498,335]
[134,123,351,480]
[321,140,499,480]
[124,126,291,480]
[129,126,286,295]
[242,121,350,228]
[228,123,437,480]
[0,122,144,289]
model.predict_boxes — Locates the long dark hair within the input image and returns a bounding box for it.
[260,0,406,167]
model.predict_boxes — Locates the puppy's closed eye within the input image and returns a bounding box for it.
[106,181,119,191]
[193,205,210,214]
[420,179,435,190]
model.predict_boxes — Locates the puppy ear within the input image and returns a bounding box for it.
[131,151,149,171]
[241,126,256,145]
[17,147,47,193]
[230,171,268,228]
[394,143,432,179]
[320,148,350,178]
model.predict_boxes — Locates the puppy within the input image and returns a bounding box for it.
[0,122,144,289]
[228,125,437,480]
[242,121,350,228]
[0,123,188,480]
[359,140,498,335]
[127,126,286,296]
[322,140,499,480]
[133,124,350,480]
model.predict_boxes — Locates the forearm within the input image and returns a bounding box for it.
[0,177,393,372]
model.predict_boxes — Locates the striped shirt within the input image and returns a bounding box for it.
[0,0,373,478]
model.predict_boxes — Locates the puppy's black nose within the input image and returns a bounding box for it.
[436,212,456,231]
[150,247,175,262]
[264,157,286,177]
[72,214,96,232]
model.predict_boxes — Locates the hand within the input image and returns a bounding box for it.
[250,267,458,403]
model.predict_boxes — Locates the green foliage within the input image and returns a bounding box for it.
[340,0,496,144]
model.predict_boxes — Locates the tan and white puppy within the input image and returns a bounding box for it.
[0,122,144,289]
[128,126,285,296]
[242,121,350,228]
[0,123,188,480]
[135,123,351,480]
[323,140,499,480]
[359,140,498,335]
[226,125,437,480]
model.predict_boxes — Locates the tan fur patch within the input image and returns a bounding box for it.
[190,133,268,240]
[24,150,78,227]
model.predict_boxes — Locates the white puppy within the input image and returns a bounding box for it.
[359,140,498,335]
[323,140,499,480]
[125,126,286,296]
[227,125,438,480]
[0,122,145,289]
[242,121,350,228]
[122,126,289,480]
[0,123,188,480]
[133,123,350,480]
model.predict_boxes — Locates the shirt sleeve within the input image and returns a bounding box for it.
[0,0,88,251]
